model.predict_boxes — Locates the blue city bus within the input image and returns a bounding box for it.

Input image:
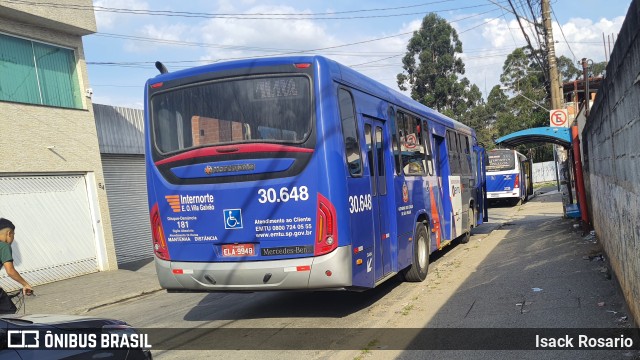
[144,56,487,291]
[486,149,533,205]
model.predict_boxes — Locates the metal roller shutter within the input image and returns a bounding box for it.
[101,155,154,265]
[0,175,98,290]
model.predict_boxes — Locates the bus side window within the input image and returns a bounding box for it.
[399,111,426,175]
[338,89,363,176]
[375,126,386,195]
[365,124,376,195]
[388,107,401,175]
[422,120,434,175]
[446,130,461,175]
[458,133,471,175]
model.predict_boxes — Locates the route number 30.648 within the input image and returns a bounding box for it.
[349,194,372,213]
[258,186,309,204]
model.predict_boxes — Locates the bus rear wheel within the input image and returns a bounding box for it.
[402,223,430,282]
[460,208,473,244]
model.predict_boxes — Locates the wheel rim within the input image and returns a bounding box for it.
[418,229,427,269]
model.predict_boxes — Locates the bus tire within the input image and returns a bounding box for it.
[402,223,430,282]
[460,208,473,244]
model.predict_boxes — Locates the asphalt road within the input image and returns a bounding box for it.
[84,195,635,360]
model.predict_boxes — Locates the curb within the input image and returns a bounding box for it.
[73,287,164,315]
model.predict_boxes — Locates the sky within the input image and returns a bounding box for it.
[80,0,631,109]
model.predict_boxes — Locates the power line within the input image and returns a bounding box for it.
[87,8,505,68]
[2,0,456,17]
[1,0,508,20]
[458,15,503,34]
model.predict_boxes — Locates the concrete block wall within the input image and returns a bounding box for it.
[583,0,640,325]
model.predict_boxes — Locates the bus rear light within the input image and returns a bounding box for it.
[315,194,338,256]
[150,82,163,88]
[150,203,170,261]
[514,174,520,188]
[294,63,311,69]
[172,269,183,275]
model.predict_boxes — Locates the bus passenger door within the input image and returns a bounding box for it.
[473,144,488,223]
[364,118,393,280]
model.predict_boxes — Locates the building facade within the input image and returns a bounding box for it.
[93,104,153,265]
[0,0,118,290]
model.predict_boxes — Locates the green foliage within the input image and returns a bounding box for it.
[557,55,582,82]
[489,47,555,161]
[397,13,478,118]
[590,61,607,77]
[396,17,558,162]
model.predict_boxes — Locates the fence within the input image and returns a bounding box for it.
[532,161,557,183]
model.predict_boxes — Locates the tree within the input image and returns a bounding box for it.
[557,55,581,82]
[397,13,474,118]
[590,61,607,77]
[490,47,554,162]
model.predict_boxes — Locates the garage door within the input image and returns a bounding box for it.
[101,155,153,265]
[0,175,99,290]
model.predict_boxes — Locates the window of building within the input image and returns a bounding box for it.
[0,33,82,109]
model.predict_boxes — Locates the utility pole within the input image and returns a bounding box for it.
[581,58,591,117]
[541,0,563,110]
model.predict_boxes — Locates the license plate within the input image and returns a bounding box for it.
[489,193,498,198]
[222,244,255,257]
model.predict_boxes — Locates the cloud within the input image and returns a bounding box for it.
[94,0,150,31]
[197,4,339,62]
[453,14,625,97]
[553,16,626,63]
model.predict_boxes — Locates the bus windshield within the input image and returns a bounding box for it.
[487,150,515,172]
[151,75,312,153]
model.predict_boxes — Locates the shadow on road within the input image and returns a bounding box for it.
[182,271,405,321]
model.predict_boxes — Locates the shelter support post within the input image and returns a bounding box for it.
[571,125,590,229]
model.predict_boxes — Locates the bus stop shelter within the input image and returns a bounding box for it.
[494,126,585,221]
[494,127,571,148]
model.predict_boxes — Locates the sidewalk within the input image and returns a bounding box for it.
[22,258,162,315]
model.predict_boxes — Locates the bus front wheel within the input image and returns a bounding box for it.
[402,223,430,282]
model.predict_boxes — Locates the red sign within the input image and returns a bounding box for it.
[404,134,417,149]
[549,109,568,127]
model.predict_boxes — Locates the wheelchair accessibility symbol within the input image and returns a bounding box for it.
[224,209,243,229]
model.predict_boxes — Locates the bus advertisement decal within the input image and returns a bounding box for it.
[223,209,244,229]
[165,193,215,213]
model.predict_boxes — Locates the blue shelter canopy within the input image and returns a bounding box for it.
[494,127,571,148]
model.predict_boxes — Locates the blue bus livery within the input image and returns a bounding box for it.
[144,56,487,291]
[486,149,533,205]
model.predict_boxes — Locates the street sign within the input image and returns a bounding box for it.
[549,109,569,127]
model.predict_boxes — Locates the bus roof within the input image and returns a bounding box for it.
[147,55,474,135]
